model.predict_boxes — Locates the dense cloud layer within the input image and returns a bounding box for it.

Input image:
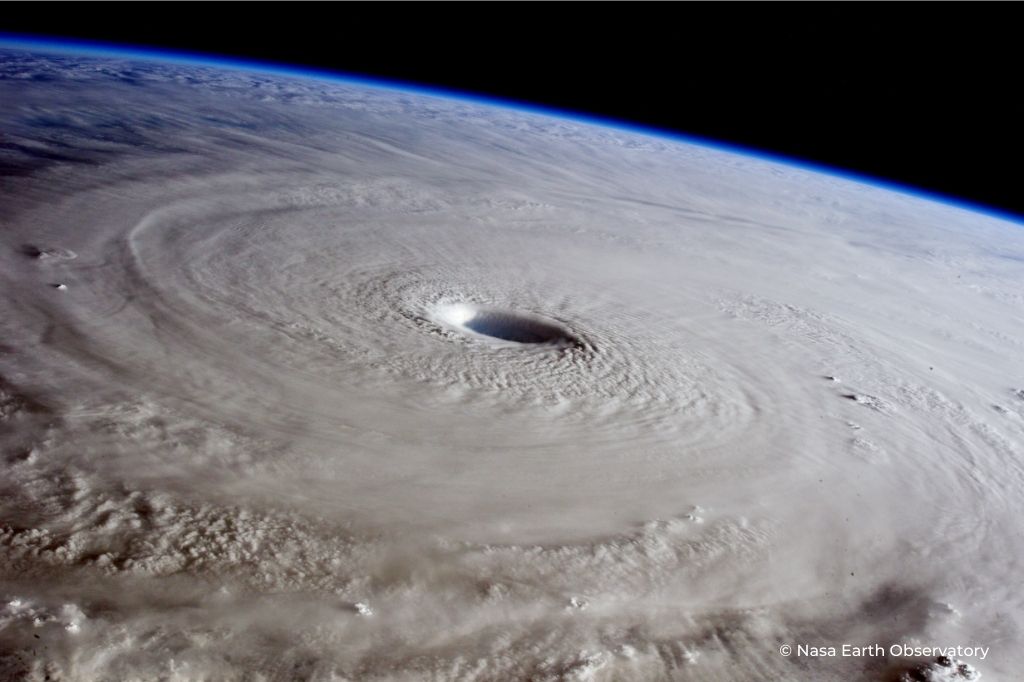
[1,48,1023,680]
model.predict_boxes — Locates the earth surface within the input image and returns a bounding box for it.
[1,44,1022,681]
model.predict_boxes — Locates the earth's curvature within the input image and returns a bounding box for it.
[1,43,1022,681]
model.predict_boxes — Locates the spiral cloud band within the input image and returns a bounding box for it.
[0,47,1022,680]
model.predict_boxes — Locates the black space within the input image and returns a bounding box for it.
[2,7,1021,220]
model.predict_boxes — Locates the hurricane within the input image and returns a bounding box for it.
[1,45,1021,681]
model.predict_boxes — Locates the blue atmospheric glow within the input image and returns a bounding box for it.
[0,32,1020,227]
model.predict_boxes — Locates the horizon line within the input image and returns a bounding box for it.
[1,31,1021,228]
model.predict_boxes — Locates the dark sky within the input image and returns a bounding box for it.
[3,6,1021,220]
